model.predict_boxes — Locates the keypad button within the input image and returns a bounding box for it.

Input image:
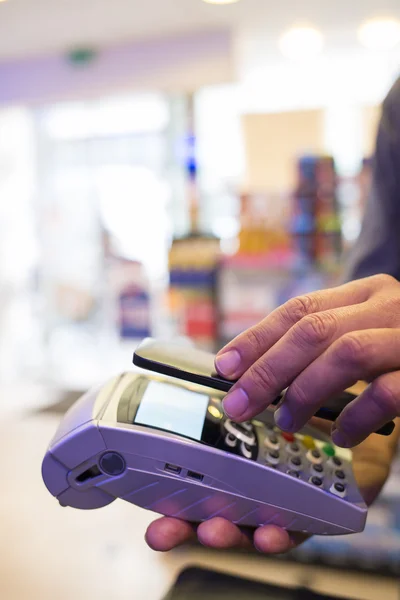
[241,442,253,459]
[332,456,342,467]
[264,433,280,450]
[334,482,346,493]
[266,450,280,466]
[302,436,316,450]
[224,420,255,446]
[282,432,295,442]
[235,422,253,435]
[330,482,346,497]
[334,470,346,480]
[290,456,302,468]
[306,449,323,465]
[225,433,237,448]
[312,463,324,474]
[287,442,300,454]
[322,444,335,457]
[311,476,323,487]
[287,469,300,478]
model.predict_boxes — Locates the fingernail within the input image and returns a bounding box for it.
[223,388,249,419]
[332,429,352,448]
[274,405,293,431]
[215,349,241,378]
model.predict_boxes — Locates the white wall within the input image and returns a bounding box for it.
[0,31,234,106]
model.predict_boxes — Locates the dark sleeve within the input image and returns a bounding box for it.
[341,78,400,283]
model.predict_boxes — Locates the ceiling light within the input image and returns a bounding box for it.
[202,0,240,4]
[279,26,324,61]
[358,17,400,50]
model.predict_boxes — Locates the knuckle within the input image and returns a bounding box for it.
[250,360,280,392]
[245,326,267,355]
[371,273,396,288]
[333,333,369,367]
[336,409,356,437]
[378,294,400,322]
[281,294,319,324]
[286,381,310,411]
[370,378,400,417]
[292,312,337,348]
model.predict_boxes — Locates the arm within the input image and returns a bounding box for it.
[341,77,400,283]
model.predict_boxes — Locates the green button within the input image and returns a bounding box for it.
[323,444,335,457]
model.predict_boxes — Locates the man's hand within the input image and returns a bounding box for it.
[215,274,400,448]
[145,418,399,553]
[145,274,400,553]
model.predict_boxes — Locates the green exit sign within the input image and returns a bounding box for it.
[67,48,97,66]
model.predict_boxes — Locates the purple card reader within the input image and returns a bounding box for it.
[42,371,367,536]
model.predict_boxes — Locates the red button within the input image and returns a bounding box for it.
[282,432,295,442]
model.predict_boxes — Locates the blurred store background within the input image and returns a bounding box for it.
[1,0,400,598]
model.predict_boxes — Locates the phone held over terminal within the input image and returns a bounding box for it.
[132,338,395,437]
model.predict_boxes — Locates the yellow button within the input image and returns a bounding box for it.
[302,436,316,450]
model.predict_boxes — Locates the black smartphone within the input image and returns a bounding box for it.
[133,338,395,436]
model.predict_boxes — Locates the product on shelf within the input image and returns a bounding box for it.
[108,257,152,340]
[291,155,342,270]
[216,182,340,344]
[167,95,221,351]
[237,192,293,260]
[168,234,220,351]
[216,156,346,344]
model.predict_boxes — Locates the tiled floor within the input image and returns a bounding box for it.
[0,387,397,600]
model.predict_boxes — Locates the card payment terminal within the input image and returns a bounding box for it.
[42,350,368,536]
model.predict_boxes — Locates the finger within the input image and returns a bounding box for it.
[215,278,373,380]
[222,305,392,422]
[332,370,400,447]
[145,517,196,552]
[254,526,309,554]
[275,329,400,432]
[197,519,305,554]
[197,517,252,550]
